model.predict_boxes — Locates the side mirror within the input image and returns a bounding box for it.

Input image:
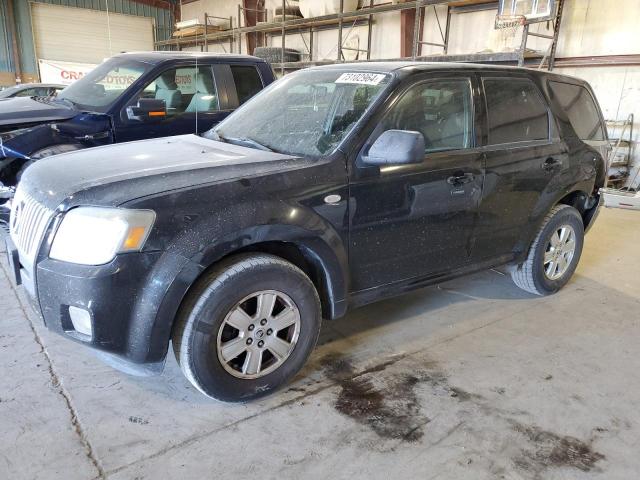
[362,130,425,166]
[126,98,167,121]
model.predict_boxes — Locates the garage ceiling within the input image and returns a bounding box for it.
[31,3,154,64]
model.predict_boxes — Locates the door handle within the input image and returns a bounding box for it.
[447,172,475,185]
[542,157,562,171]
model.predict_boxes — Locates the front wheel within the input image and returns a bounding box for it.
[511,204,584,296]
[172,254,321,402]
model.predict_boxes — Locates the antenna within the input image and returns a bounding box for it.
[105,0,113,56]
[195,50,199,134]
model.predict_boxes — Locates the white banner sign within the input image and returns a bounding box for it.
[38,59,97,85]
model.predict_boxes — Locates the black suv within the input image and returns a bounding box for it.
[5,63,607,402]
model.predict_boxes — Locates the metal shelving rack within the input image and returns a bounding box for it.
[156,0,566,74]
[606,114,635,187]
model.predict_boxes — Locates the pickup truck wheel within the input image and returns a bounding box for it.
[172,254,321,402]
[17,144,84,182]
[16,161,35,182]
[511,204,584,296]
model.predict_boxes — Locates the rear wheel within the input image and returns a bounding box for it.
[511,204,584,295]
[172,254,321,402]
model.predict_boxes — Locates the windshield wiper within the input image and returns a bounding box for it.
[217,134,275,153]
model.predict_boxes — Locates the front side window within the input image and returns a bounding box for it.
[230,65,263,105]
[134,66,220,116]
[378,78,473,152]
[549,81,604,141]
[484,77,550,145]
[213,69,392,157]
[57,57,153,112]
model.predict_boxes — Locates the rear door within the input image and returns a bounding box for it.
[471,74,569,262]
[348,74,484,292]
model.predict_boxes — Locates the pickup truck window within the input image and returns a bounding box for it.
[57,58,152,113]
[230,65,263,105]
[379,79,473,152]
[484,78,549,145]
[136,66,220,116]
[214,69,392,157]
[548,81,605,141]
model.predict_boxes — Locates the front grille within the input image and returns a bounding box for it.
[9,187,53,266]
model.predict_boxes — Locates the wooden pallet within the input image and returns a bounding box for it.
[173,25,227,38]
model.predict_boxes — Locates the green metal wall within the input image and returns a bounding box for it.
[0,0,173,82]
[0,0,15,73]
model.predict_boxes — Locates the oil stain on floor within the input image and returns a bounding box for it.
[322,354,428,442]
[512,421,606,477]
[320,353,607,478]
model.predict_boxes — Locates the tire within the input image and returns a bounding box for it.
[16,160,35,183]
[511,204,584,296]
[274,5,301,16]
[17,144,84,183]
[172,253,321,402]
[253,47,301,63]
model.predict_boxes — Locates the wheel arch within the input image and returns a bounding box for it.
[133,222,349,366]
[232,240,345,321]
[514,187,593,263]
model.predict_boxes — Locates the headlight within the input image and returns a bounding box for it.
[50,207,156,265]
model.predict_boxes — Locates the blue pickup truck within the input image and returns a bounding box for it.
[0,52,275,197]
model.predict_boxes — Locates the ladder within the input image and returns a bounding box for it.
[518,0,565,70]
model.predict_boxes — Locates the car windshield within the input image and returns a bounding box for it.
[56,57,153,113]
[212,69,392,157]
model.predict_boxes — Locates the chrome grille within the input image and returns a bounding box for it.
[9,187,53,265]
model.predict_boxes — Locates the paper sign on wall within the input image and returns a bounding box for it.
[38,59,97,85]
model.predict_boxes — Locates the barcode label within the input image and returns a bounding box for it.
[335,73,387,85]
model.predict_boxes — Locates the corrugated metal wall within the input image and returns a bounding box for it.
[0,0,15,73]
[30,0,174,44]
[0,0,173,83]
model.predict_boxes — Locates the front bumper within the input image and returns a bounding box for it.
[5,237,170,375]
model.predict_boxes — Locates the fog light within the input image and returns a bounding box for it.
[68,306,93,338]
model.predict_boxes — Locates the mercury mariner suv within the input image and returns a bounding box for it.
[6,63,607,402]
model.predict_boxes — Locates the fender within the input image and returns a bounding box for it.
[0,113,113,185]
[126,199,349,364]
[513,182,594,264]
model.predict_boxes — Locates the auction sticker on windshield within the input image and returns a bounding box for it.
[335,73,387,85]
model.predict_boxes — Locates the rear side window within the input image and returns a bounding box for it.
[484,78,550,145]
[549,81,604,141]
[230,66,263,105]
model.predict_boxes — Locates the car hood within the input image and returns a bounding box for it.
[0,97,77,127]
[21,134,306,208]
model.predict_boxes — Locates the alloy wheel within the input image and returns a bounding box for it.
[216,290,301,379]
[543,224,576,280]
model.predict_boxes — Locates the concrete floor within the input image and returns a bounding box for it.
[1,207,639,480]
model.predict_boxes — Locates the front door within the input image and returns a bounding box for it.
[349,76,484,292]
[115,64,230,143]
[472,75,569,261]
